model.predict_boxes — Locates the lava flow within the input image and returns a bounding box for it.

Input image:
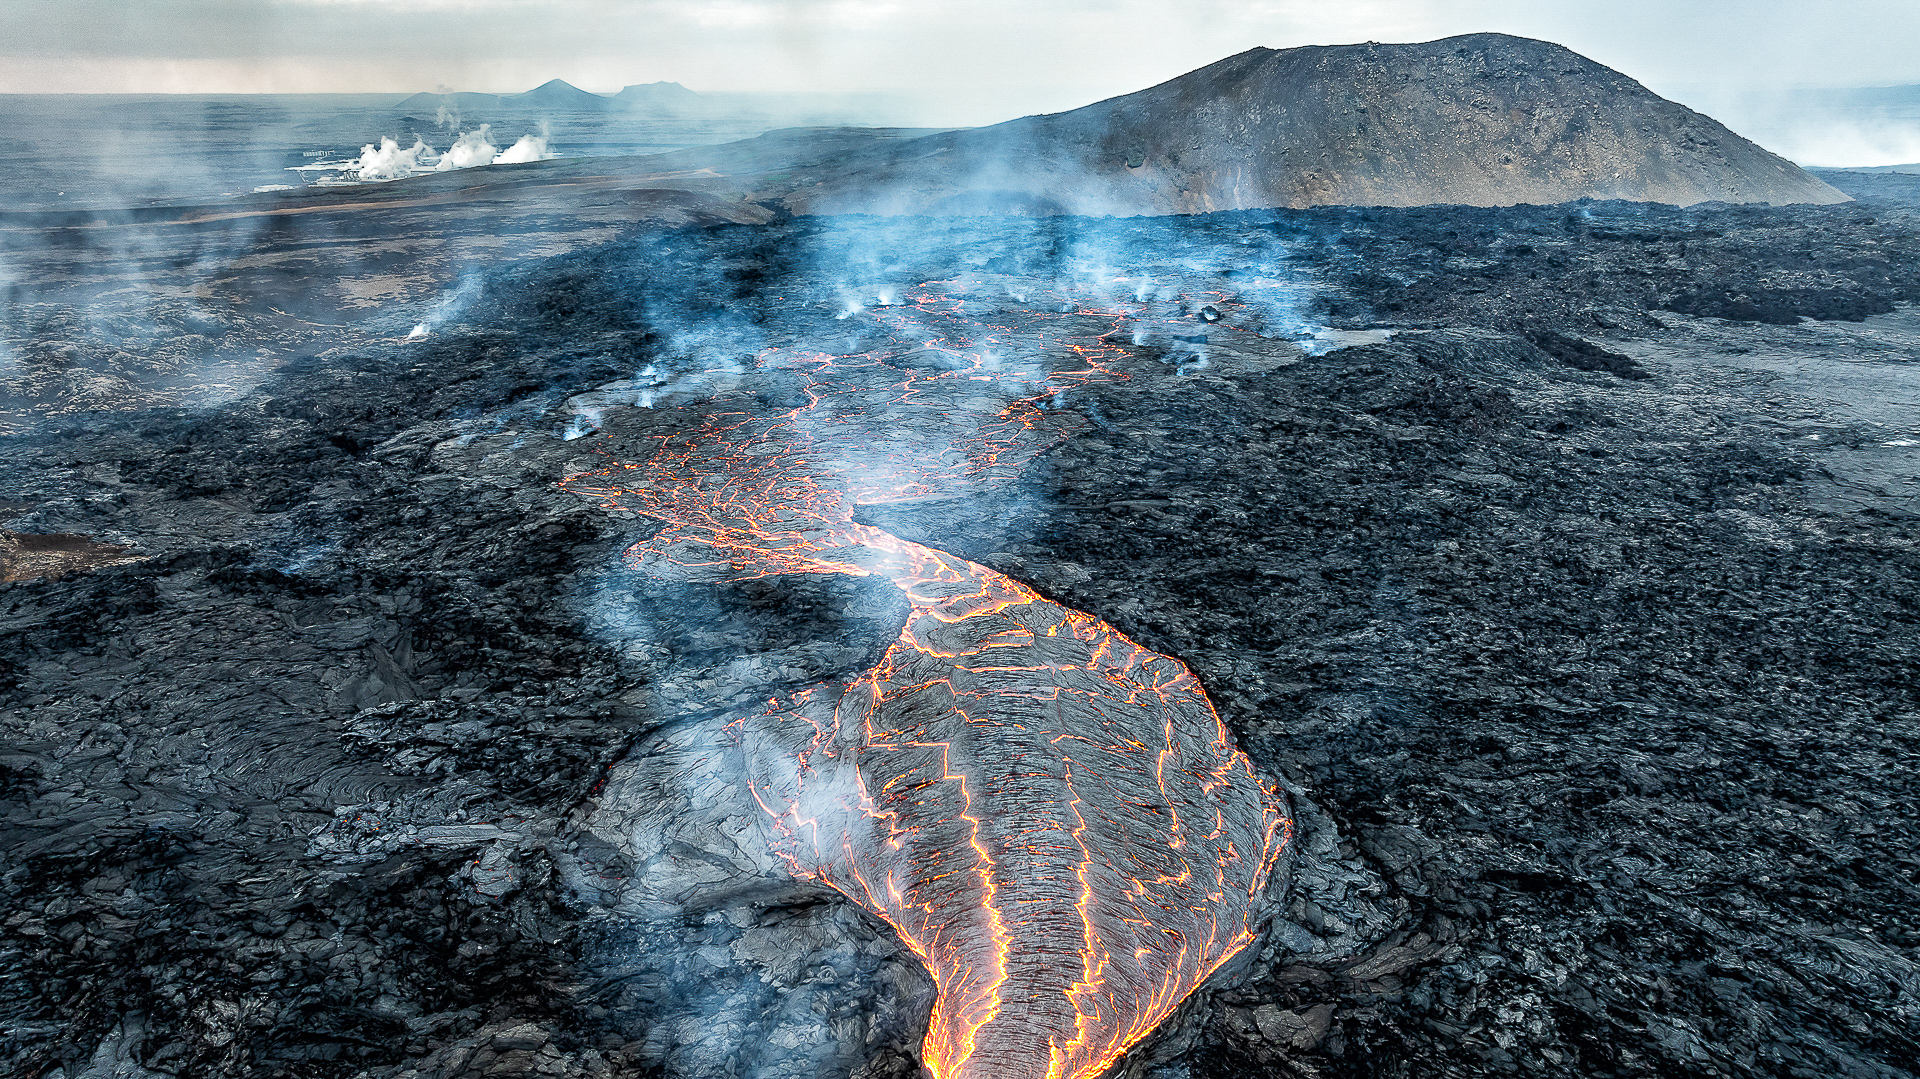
[565,279,1290,1079]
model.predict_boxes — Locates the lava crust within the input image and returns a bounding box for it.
[564,281,1289,1079]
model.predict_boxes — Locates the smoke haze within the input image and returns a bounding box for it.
[2,1,1918,132]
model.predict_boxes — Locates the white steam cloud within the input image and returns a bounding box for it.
[436,125,500,171]
[496,133,554,164]
[297,124,557,186]
[355,136,433,181]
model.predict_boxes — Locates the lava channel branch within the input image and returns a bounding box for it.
[565,281,1291,1079]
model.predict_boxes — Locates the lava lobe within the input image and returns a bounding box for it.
[566,282,1290,1079]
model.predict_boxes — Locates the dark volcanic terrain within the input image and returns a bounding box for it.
[5,163,1920,1079]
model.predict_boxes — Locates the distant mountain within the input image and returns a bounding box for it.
[393,79,705,116]
[516,79,611,110]
[394,90,503,113]
[614,82,703,110]
[780,33,1846,214]
[395,79,613,113]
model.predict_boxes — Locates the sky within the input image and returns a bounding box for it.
[2,0,1918,127]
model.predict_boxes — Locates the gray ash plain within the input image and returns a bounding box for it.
[5,182,1920,1079]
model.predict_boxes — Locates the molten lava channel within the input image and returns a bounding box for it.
[566,281,1290,1079]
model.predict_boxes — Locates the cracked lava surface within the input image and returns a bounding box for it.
[565,281,1290,1079]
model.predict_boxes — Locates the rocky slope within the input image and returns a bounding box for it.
[781,34,1847,214]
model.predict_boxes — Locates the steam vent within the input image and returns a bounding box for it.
[567,281,1291,1078]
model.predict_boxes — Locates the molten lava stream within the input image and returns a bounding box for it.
[566,281,1290,1079]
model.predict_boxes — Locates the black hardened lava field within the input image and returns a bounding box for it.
[6,173,1920,1079]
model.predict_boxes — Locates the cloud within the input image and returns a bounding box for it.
[2,0,1918,129]
[355,136,431,180]
[495,132,555,164]
[320,125,557,181]
[435,126,500,170]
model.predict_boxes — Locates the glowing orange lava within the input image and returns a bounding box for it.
[565,280,1290,1079]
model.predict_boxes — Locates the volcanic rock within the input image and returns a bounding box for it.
[0,531,142,583]
[779,33,1847,214]
[5,172,1920,1079]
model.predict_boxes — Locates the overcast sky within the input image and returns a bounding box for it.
[3,0,1917,124]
